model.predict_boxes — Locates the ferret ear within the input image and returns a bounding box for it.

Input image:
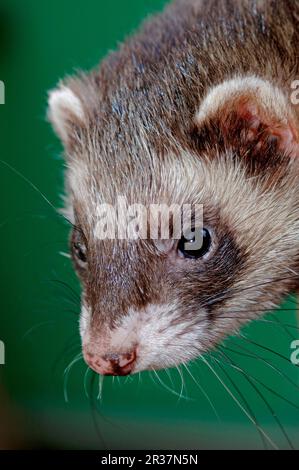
[195,77,299,159]
[47,85,86,148]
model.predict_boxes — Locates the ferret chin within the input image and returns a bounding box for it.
[48,0,299,376]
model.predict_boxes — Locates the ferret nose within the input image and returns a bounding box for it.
[84,349,136,376]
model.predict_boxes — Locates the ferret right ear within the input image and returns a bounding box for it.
[194,76,299,159]
[48,86,86,148]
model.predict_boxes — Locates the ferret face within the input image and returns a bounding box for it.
[69,154,247,374]
[49,71,299,375]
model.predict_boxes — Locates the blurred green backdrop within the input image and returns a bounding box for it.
[0,0,298,450]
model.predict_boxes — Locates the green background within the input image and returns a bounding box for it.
[0,0,298,449]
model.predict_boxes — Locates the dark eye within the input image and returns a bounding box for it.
[71,229,87,268]
[177,228,212,259]
[73,242,87,263]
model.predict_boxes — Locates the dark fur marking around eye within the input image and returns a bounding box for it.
[170,211,247,326]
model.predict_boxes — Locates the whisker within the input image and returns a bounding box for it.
[183,362,221,421]
[83,367,91,399]
[203,274,299,310]
[89,372,107,449]
[51,337,81,375]
[0,159,76,228]
[97,375,104,401]
[199,354,279,449]
[63,352,83,403]
[218,348,294,450]
[239,334,291,363]
[22,320,56,340]
[269,313,296,341]
[138,371,142,385]
[45,278,80,304]
[124,374,134,385]
[175,365,186,403]
[223,342,299,392]
[60,251,71,259]
[150,368,192,401]
[210,354,268,448]
[218,348,299,410]
[218,315,299,331]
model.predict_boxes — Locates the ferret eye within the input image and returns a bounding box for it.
[177,228,212,259]
[73,242,87,263]
[71,228,88,268]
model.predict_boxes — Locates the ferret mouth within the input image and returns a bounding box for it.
[98,363,136,377]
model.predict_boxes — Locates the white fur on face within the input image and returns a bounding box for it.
[123,304,208,372]
[80,304,91,340]
[81,301,208,373]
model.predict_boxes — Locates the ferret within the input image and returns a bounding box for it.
[48,0,299,376]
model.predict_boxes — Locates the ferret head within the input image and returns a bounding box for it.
[48,73,299,376]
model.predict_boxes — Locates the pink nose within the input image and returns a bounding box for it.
[84,349,136,376]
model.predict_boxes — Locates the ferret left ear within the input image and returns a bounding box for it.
[195,76,299,159]
[48,85,86,149]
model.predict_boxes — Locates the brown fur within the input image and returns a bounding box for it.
[48,0,299,374]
